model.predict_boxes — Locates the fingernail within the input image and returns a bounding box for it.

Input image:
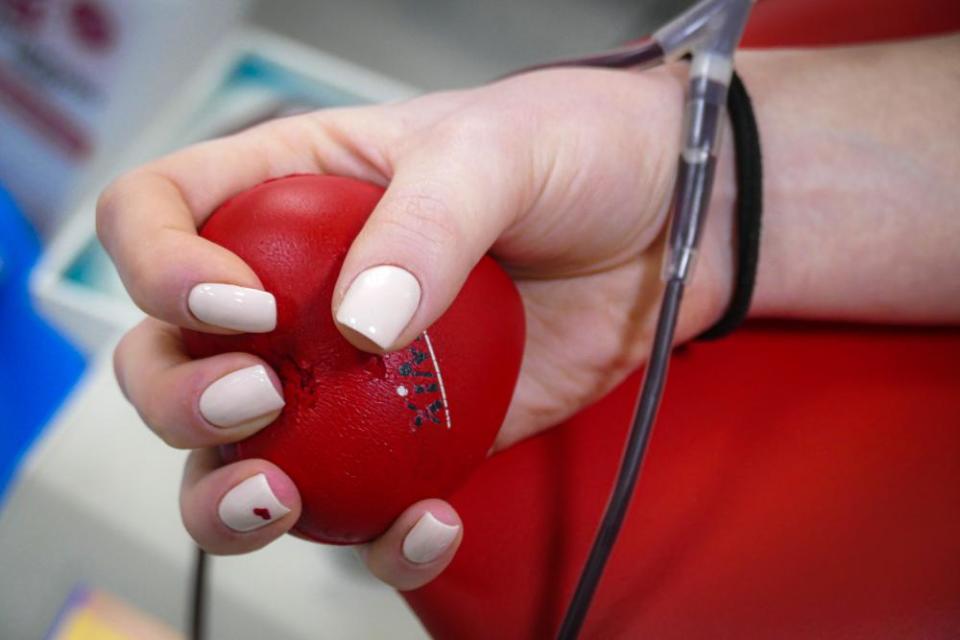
[188,283,276,332]
[335,265,420,350]
[402,512,460,564]
[199,365,284,430]
[218,473,291,532]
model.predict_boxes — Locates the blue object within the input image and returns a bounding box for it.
[0,187,85,505]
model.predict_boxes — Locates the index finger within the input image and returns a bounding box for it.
[96,108,397,332]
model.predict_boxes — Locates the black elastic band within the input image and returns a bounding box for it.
[699,70,762,340]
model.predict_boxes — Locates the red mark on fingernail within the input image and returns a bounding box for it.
[253,507,271,520]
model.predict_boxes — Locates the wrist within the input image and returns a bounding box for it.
[681,52,770,340]
[640,61,738,343]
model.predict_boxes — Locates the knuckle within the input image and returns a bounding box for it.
[95,172,180,316]
[112,319,156,403]
[131,396,163,438]
[122,242,184,316]
[123,249,160,303]
[434,109,501,145]
[179,503,212,550]
[136,388,194,450]
[112,330,136,401]
[150,415,192,449]
[95,171,139,242]
[382,188,464,254]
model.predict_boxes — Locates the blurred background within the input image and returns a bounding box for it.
[0,0,687,639]
[252,0,683,90]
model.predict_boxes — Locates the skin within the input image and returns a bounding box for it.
[97,35,960,590]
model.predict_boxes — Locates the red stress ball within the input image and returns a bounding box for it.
[182,175,525,544]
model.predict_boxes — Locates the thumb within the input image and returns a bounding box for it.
[332,135,525,352]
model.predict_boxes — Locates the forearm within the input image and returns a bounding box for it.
[715,35,960,326]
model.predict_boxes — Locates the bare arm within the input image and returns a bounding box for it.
[721,35,960,325]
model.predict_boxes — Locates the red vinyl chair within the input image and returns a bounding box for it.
[402,1,960,637]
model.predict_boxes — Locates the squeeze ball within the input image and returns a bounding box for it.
[182,175,525,543]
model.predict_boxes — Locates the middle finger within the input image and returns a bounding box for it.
[114,318,285,449]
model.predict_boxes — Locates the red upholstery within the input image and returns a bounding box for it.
[743,0,960,47]
[403,3,960,637]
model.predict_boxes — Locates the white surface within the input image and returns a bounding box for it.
[200,364,285,430]
[218,473,292,533]
[402,513,460,565]
[0,349,427,639]
[189,283,278,334]
[336,265,422,350]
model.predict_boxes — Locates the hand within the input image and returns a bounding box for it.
[97,65,735,590]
